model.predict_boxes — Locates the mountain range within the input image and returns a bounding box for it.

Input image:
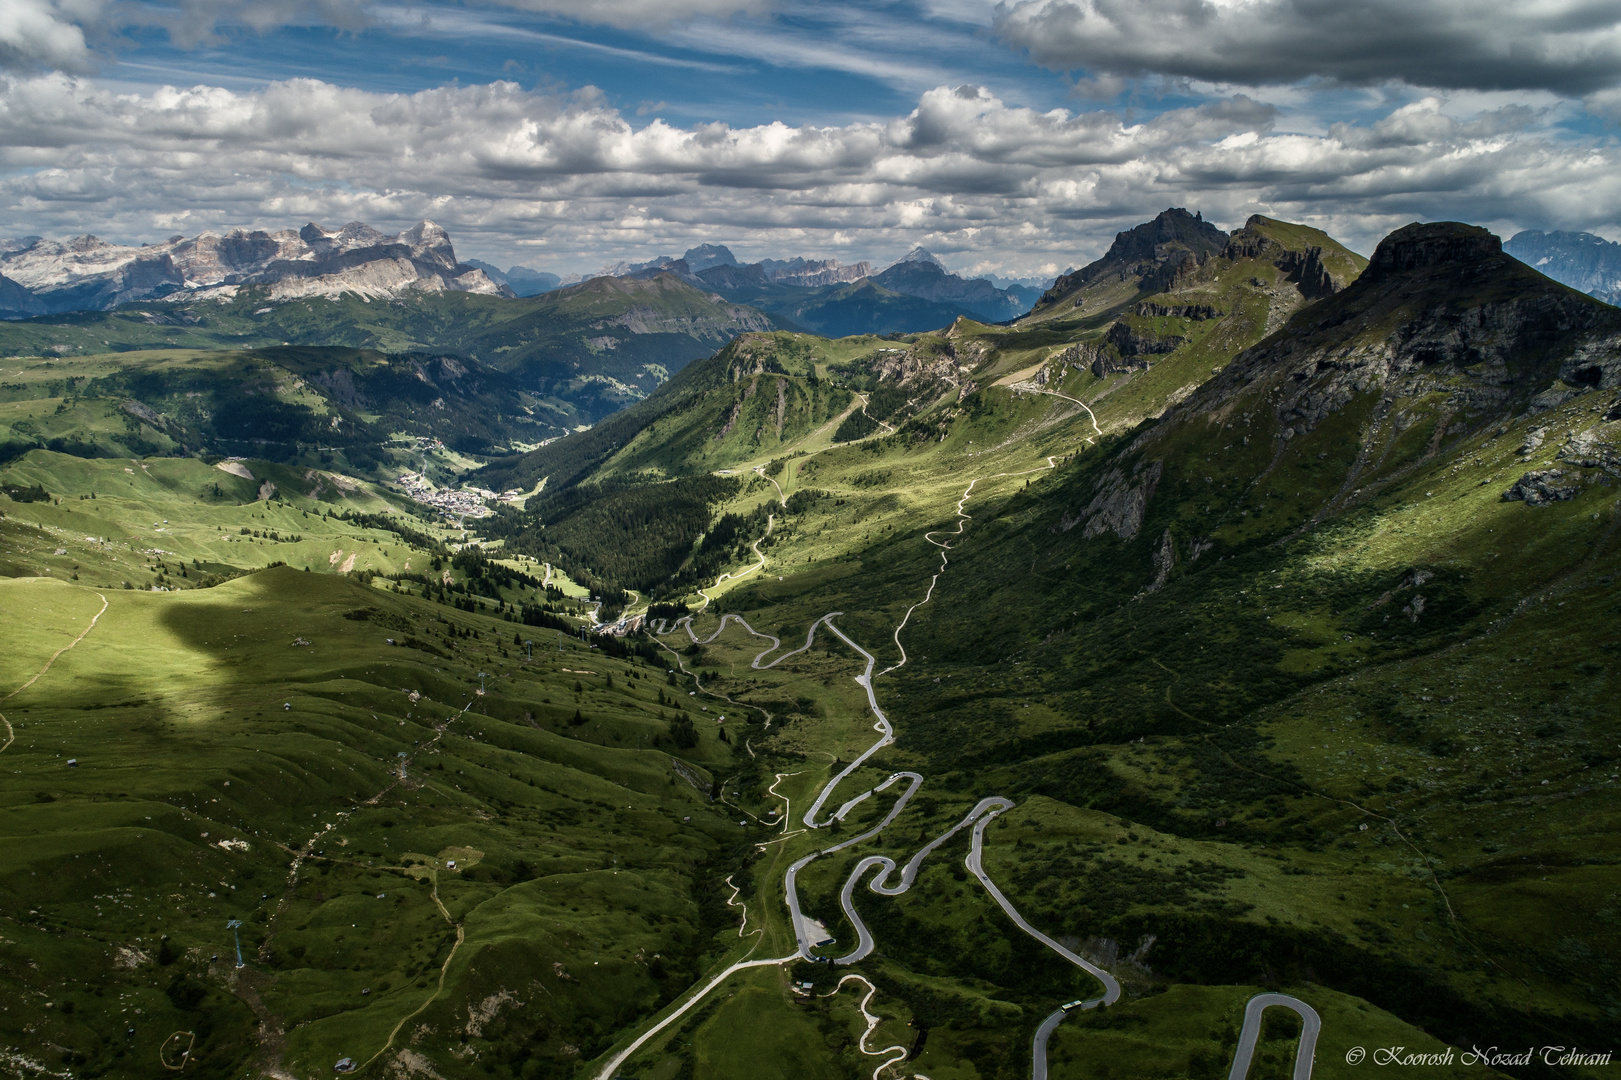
[0,272,780,434]
[0,220,508,318]
[555,242,1044,332]
[1504,229,1621,305]
[1,204,1618,1080]
[0,213,1053,342]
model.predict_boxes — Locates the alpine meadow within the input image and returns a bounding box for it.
[2,4,1620,1080]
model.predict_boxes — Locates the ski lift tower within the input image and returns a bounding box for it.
[477,672,487,694]
[524,639,533,661]
[226,919,245,969]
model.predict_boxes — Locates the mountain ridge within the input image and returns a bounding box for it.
[1504,228,1621,306]
[0,219,508,317]
[2,208,1619,1080]
[0,271,785,430]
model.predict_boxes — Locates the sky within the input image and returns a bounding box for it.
[2,0,1621,280]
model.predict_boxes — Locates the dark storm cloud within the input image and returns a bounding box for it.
[996,0,1621,95]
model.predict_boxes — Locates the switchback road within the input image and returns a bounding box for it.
[640,456,1322,1079]
[1227,994,1321,1080]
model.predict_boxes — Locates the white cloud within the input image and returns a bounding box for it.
[0,0,93,72]
[485,0,770,29]
[2,0,769,73]
[996,0,1621,96]
[1586,86,1621,121]
[0,73,1615,274]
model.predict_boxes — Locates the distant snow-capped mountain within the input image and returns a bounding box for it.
[1504,230,1621,306]
[895,245,947,269]
[0,220,508,318]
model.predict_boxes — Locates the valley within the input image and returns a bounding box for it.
[1,210,1617,1080]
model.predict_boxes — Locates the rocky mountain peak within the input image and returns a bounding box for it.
[1101,208,1228,266]
[400,220,457,268]
[1032,207,1230,312]
[683,244,738,272]
[1504,229,1621,306]
[1364,221,1502,283]
[897,246,946,269]
[334,221,386,246]
[0,218,507,317]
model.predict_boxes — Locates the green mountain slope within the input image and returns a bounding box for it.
[0,440,769,1080]
[5,214,1617,1080]
[466,332,870,604]
[1017,211,1368,408]
[0,346,560,480]
[707,221,1621,1066]
[0,274,781,427]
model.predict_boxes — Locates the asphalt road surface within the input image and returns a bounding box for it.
[1226,993,1321,1080]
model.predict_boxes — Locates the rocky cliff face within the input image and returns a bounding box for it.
[1038,208,1229,307]
[756,257,872,288]
[1203,222,1621,441]
[1075,221,1621,558]
[0,219,508,316]
[1504,229,1621,306]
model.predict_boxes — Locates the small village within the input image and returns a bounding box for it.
[392,472,521,519]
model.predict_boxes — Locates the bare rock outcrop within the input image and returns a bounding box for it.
[1503,470,1579,505]
[0,219,510,312]
[1058,460,1163,540]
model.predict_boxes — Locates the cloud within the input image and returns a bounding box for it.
[0,74,1615,274]
[995,0,1621,96]
[1586,86,1621,120]
[2,0,768,73]
[485,0,770,29]
[0,0,93,72]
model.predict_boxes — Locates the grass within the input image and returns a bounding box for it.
[0,557,758,1079]
[0,278,778,430]
[5,216,1619,1080]
[1046,982,1486,1080]
[563,282,1620,1077]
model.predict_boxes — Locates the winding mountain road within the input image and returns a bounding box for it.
[590,950,802,1080]
[825,974,909,1080]
[636,455,1322,1079]
[688,514,774,613]
[1227,994,1321,1080]
[753,465,787,507]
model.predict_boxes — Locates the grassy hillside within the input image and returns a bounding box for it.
[0,446,767,1080]
[4,215,1616,1080]
[0,275,782,428]
[691,224,1619,1076]
[0,346,563,472]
